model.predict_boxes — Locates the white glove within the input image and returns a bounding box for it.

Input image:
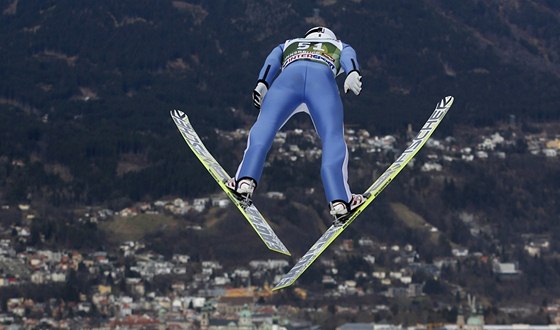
[344,71,362,95]
[253,81,268,109]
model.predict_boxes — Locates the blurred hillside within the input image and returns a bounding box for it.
[1,0,559,205]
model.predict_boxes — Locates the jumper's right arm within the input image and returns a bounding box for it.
[340,43,362,95]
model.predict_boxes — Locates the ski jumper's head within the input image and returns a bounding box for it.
[305,26,337,40]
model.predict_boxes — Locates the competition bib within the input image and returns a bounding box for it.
[282,38,343,75]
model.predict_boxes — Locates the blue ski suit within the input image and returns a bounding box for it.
[235,37,361,204]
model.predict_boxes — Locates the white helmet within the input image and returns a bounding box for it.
[305,26,337,40]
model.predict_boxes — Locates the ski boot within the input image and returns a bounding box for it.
[329,194,366,226]
[226,177,257,208]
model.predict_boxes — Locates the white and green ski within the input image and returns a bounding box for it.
[170,110,291,256]
[273,96,454,290]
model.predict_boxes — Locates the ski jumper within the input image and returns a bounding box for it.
[235,38,360,204]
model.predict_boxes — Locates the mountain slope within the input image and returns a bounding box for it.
[0,0,559,204]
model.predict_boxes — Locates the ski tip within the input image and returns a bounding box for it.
[170,109,187,119]
[443,96,454,107]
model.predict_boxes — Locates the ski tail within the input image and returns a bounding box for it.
[272,96,454,290]
[273,225,341,290]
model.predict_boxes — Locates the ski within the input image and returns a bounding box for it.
[273,96,454,290]
[170,110,291,256]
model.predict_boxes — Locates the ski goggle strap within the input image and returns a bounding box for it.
[305,27,324,37]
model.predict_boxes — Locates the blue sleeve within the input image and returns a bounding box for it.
[257,44,284,88]
[340,43,360,75]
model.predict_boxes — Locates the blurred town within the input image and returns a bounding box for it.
[1,124,560,329]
